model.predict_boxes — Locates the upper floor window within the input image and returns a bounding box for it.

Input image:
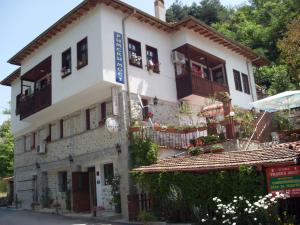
[86,108,90,130]
[128,38,142,68]
[233,69,242,92]
[61,48,71,77]
[77,37,88,69]
[146,45,159,73]
[212,66,226,85]
[242,73,251,94]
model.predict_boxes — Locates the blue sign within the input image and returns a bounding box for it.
[114,32,125,84]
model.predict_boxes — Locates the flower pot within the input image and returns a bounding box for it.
[129,127,141,132]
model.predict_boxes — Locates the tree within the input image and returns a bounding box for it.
[0,121,14,178]
[255,65,295,95]
[277,16,300,87]
[166,0,230,26]
[2,101,11,115]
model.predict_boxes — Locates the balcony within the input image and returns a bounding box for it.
[18,56,52,120]
[173,44,229,100]
[19,83,52,120]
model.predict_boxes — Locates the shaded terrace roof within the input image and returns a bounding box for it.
[133,142,300,173]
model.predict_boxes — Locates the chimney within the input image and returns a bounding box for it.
[154,0,166,22]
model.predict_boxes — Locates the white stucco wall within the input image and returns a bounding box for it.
[11,3,259,135]
[100,5,178,103]
[172,28,257,108]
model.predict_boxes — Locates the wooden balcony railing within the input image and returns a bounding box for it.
[130,127,209,150]
[176,74,229,99]
[19,84,52,120]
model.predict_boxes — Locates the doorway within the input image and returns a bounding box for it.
[72,172,90,213]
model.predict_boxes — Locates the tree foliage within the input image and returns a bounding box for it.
[277,16,300,87]
[0,121,14,178]
[166,0,231,26]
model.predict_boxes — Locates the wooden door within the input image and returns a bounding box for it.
[72,172,90,213]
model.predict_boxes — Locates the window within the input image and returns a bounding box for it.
[86,108,90,130]
[16,94,21,115]
[104,163,114,185]
[142,99,149,120]
[146,45,159,73]
[58,171,68,192]
[31,132,35,150]
[242,73,251,94]
[61,48,71,77]
[60,119,64,139]
[212,66,225,85]
[100,102,106,122]
[128,38,142,68]
[77,37,88,69]
[46,124,51,142]
[233,70,242,92]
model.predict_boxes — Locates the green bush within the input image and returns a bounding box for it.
[130,138,159,168]
[40,188,53,208]
[137,211,157,222]
[0,179,7,194]
[188,146,203,156]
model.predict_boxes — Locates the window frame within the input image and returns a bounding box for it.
[233,69,243,92]
[60,119,64,139]
[242,73,251,94]
[142,99,149,121]
[128,38,142,68]
[77,37,88,70]
[104,163,114,186]
[61,48,72,78]
[58,171,68,193]
[146,45,159,73]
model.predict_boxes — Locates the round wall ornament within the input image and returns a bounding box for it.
[105,117,120,133]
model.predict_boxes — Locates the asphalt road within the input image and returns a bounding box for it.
[0,208,125,225]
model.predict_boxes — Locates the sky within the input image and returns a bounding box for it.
[0,0,246,125]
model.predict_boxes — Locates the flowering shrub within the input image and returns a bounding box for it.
[193,192,294,225]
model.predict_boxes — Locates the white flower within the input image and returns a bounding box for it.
[233,200,237,203]
[213,217,216,221]
[201,219,206,222]
[233,223,236,225]
[254,217,257,221]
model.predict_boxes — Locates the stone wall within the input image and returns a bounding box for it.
[13,90,130,218]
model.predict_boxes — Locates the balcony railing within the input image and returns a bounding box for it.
[19,84,52,120]
[176,74,229,99]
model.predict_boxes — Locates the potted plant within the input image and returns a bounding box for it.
[129,121,142,132]
[188,146,204,156]
[111,175,121,213]
[208,144,224,153]
[137,211,165,225]
[30,202,40,210]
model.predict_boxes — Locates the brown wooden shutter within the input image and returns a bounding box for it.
[101,102,106,122]
[86,109,90,130]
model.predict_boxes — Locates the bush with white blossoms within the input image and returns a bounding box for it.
[192,192,294,225]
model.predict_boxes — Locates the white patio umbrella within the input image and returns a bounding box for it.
[250,90,300,112]
[245,90,300,150]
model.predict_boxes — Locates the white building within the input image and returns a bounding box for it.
[1,0,268,218]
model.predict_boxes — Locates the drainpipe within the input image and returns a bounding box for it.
[122,10,136,126]
[246,56,261,102]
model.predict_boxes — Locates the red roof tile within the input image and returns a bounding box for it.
[133,143,300,173]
